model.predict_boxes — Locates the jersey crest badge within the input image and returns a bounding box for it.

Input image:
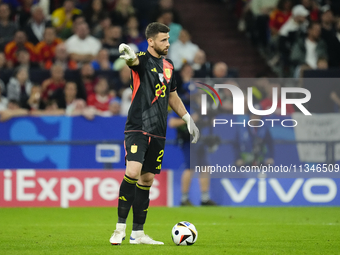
[131,145,138,153]
[158,73,164,83]
[164,68,172,79]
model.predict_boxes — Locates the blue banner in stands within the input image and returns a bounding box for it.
[0,115,306,169]
[0,116,182,169]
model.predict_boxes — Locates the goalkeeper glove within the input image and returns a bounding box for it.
[119,43,137,62]
[182,112,200,144]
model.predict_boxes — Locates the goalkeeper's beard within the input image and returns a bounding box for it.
[154,45,169,56]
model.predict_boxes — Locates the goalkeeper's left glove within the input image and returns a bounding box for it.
[182,112,200,144]
[119,43,136,62]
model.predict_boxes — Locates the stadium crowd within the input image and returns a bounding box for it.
[0,0,230,121]
[233,0,340,77]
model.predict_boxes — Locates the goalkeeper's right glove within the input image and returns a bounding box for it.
[119,43,136,62]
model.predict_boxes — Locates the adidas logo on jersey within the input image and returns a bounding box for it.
[119,196,127,201]
[151,68,157,72]
[156,164,162,170]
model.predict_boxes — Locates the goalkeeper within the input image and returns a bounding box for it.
[109,22,199,245]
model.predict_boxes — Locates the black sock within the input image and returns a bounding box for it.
[132,183,150,230]
[133,223,144,231]
[117,175,138,223]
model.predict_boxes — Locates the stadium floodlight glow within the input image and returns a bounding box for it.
[200,84,312,116]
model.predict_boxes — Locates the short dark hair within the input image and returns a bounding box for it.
[277,0,291,11]
[72,14,84,22]
[8,99,20,106]
[16,48,29,54]
[145,22,170,39]
[307,21,320,30]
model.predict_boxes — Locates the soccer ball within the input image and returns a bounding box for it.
[171,221,198,245]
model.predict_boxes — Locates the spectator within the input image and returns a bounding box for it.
[252,76,270,104]
[151,0,181,24]
[124,16,144,45]
[79,62,99,97]
[114,65,130,97]
[192,49,211,78]
[52,81,86,115]
[278,4,309,75]
[336,18,340,51]
[102,25,123,62]
[37,0,49,18]
[16,0,34,29]
[71,14,86,31]
[65,22,102,64]
[0,81,8,111]
[51,0,82,36]
[4,30,37,68]
[169,29,199,70]
[157,10,182,44]
[317,57,328,69]
[120,87,132,116]
[87,77,113,113]
[41,64,66,102]
[260,83,294,115]
[212,62,228,78]
[168,76,216,205]
[320,5,334,32]
[58,14,86,40]
[21,84,45,110]
[0,3,17,49]
[219,79,239,113]
[290,22,328,73]
[0,52,5,70]
[44,43,78,70]
[92,14,111,39]
[84,0,108,31]
[267,0,292,67]
[16,48,39,69]
[30,99,66,116]
[91,48,114,70]
[24,5,52,45]
[301,0,319,22]
[44,99,62,112]
[111,0,136,27]
[7,99,21,110]
[269,0,292,36]
[0,99,29,122]
[279,4,309,38]
[235,113,274,167]
[0,79,4,91]
[237,0,252,32]
[176,63,193,104]
[249,0,279,48]
[109,97,121,115]
[7,66,32,103]
[330,85,340,111]
[35,27,63,68]
[320,6,340,68]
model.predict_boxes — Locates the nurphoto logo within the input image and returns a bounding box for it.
[198,83,312,128]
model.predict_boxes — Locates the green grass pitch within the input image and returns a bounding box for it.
[0,207,339,255]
